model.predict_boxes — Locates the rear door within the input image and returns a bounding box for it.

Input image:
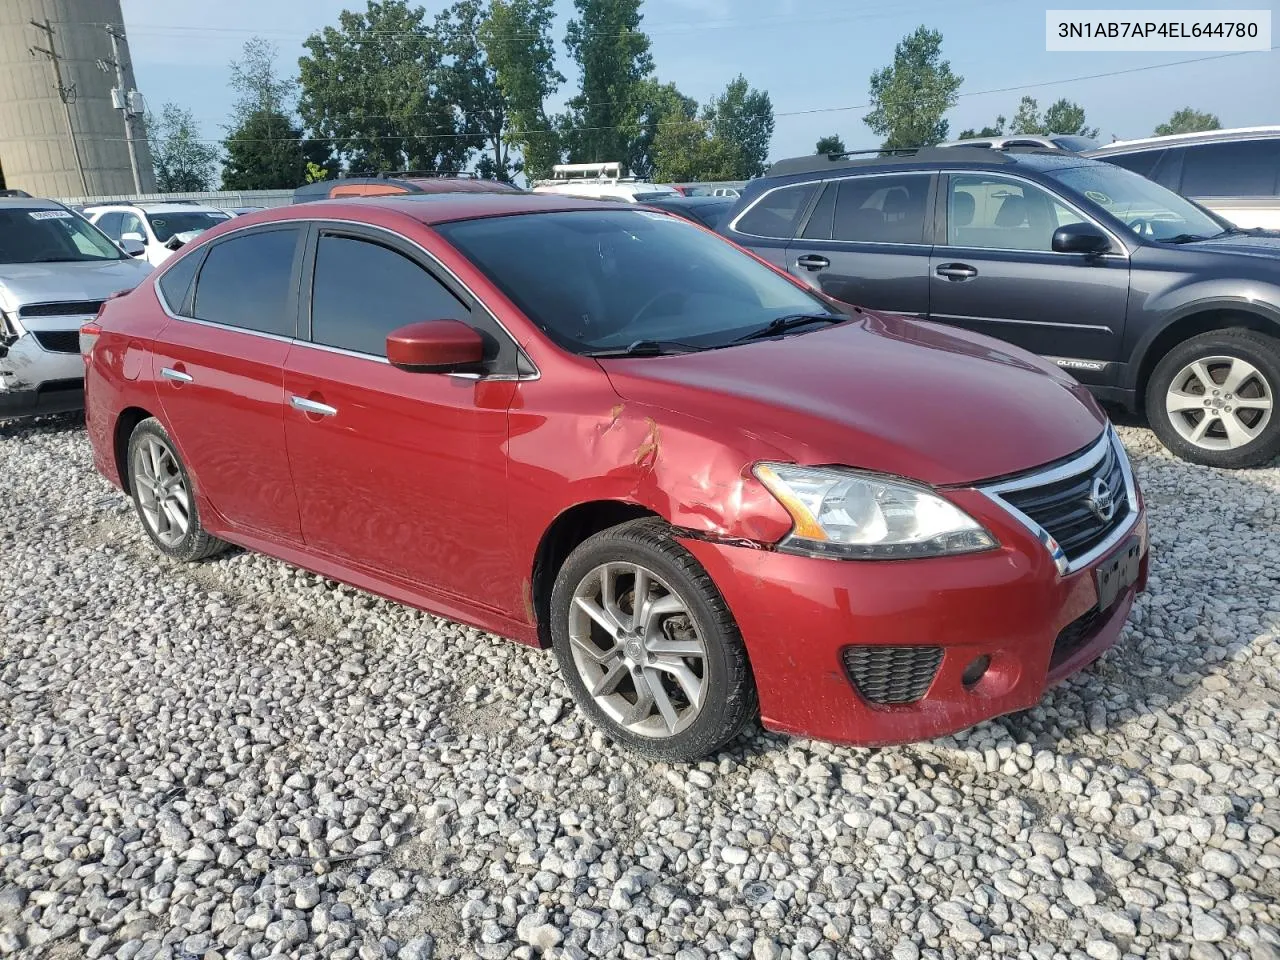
[282,223,519,610]
[784,172,935,318]
[723,181,818,269]
[151,225,306,542]
[926,172,1131,384]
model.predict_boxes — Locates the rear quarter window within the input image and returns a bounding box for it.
[731,183,817,239]
[157,252,202,314]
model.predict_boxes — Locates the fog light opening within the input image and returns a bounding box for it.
[962,655,991,689]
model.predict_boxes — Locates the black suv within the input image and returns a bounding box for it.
[719,147,1280,468]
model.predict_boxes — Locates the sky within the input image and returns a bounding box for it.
[119,0,1280,166]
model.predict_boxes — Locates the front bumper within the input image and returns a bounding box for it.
[681,488,1148,748]
[0,333,85,420]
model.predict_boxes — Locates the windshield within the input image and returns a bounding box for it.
[1049,164,1226,242]
[0,207,125,263]
[437,209,840,353]
[146,210,231,243]
[1051,135,1100,152]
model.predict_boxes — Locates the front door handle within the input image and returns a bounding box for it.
[935,263,978,281]
[289,395,338,417]
[796,254,830,271]
[160,367,193,383]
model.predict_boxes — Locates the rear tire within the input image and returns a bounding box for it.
[1146,328,1280,469]
[549,518,757,761]
[126,418,228,562]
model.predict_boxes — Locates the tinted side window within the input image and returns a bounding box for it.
[1180,140,1280,197]
[193,228,300,336]
[1103,150,1163,179]
[96,212,122,240]
[832,174,931,243]
[311,234,469,356]
[732,183,816,239]
[158,252,202,314]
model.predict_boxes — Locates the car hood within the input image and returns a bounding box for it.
[1183,232,1280,259]
[0,258,152,313]
[598,311,1107,487]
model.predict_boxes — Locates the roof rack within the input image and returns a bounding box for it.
[765,144,1062,178]
[339,170,478,181]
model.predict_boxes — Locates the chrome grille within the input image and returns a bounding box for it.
[981,429,1137,573]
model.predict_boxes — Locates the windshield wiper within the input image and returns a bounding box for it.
[1163,233,1212,244]
[733,312,846,343]
[584,339,705,358]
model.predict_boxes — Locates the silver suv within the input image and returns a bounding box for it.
[0,198,152,420]
[1087,127,1280,231]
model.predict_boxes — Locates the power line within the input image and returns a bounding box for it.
[8,45,1266,148]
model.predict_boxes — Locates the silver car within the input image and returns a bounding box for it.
[0,198,153,420]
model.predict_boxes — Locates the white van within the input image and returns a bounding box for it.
[530,162,679,204]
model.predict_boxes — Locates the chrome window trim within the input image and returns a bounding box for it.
[978,425,1139,576]
[152,214,541,382]
[938,170,1131,258]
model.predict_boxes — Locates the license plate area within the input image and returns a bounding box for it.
[1094,536,1142,612]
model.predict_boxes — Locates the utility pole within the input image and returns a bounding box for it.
[102,25,143,194]
[29,18,88,196]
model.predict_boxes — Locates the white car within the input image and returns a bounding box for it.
[83,201,233,267]
[1087,127,1280,231]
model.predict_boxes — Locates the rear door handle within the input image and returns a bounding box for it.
[289,395,338,417]
[160,367,193,383]
[935,263,978,281]
[796,254,830,271]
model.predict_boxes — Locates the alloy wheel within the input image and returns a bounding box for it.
[1164,355,1274,451]
[567,561,709,739]
[132,436,191,547]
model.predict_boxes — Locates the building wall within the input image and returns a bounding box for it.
[0,0,155,198]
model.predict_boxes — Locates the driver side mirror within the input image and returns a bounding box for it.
[1052,222,1112,255]
[119,238,146,257]
[386,320,485,373]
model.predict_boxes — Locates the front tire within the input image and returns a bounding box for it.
[1146,328,1280,469]
[126,418,228,562]
[549,518,757,761]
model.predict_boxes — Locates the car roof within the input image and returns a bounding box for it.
[760,146,1091,181]
[84,201,228,213]
[1088,125,1280,154]
[641,195,733,208]
[232,192,652,229]
[0,197,65,210]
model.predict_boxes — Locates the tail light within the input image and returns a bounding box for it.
[80,320,102,358]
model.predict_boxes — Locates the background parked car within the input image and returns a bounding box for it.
[1087,126,1280,231]
[719,146,1280,468]
[84,201,233,267]
[0,197,151,419]
[638,195,735,229]
[939,133,1100,152]
[293,173,524,203]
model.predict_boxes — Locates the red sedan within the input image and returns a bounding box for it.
[82,194,1148,760]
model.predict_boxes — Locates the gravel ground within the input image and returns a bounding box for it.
[1,415,1278,960]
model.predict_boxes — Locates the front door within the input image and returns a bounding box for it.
[927,173,1132,386]
[282,225,518,611]
[151,225,305,542]
[784,172,935,318]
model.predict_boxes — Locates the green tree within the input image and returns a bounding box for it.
[298,0,468,174]
[438,0,510,180]
[815,135,846,155]
[478,0,563,181]
[703,75,774,178]
[1008,96,1098,137]
[651,112,741,183]
[1154,107,1221,136]
[148,103,218,191]
[560,0,653,166]
[864,26,962,149]
[222,37,327,189]
[956,120,1005,139]
[629,79,696,179]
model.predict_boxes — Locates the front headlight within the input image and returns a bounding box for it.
[754,463,997,559]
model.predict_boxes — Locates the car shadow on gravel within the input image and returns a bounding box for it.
[0,410,85,440]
